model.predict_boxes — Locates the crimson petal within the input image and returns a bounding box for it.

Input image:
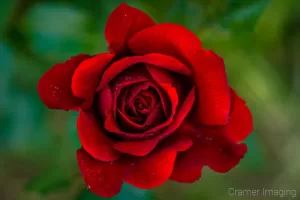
[110,66,152,117]
[223,89,253,142]
[105,3,155,54]
[114,138,159,157]
[77,149,125,198]
[72,53,113,108]
[160,87,195,137]
[123,134,192,188]
[175,123,247,173]
[96,86,113,119]
[37,54,90,111]
[97,53,191,91]
[170,164,203,183]
[112,87,194,156]
[77,111,121,162]
[123,149,176,189]
[128,23,231,125]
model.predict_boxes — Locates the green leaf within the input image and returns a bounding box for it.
[25,167,72,195]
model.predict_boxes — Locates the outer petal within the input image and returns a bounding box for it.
[77,149,125,198]
[128,23,231,125]
[223,89,253,142]
[72,53,114,108]
[105,3,155,54]
[123,134,192,188]
[37,54,90,111]
[169,164,203,183]
[77,111,121,162]
[123,149,176,189]
[175,123,247,173]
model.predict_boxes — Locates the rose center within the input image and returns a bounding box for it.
[134,96,150,111]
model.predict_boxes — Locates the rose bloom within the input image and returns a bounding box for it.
[38,3,253,198]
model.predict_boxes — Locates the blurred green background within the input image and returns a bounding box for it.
[1,0,300,199]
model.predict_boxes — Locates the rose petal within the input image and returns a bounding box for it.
[223,89,253,142]
[124,81,170,118]
[175,123,247,173]
[163,134,193,152]
[170,159,203,183]
[146,65,188,107]
[160,87,195,137]
[123,149,176,189]
[114,137,159,156]
[105,3,155,54]
[112,88,194,156]
[77,149,125,198]
[97,53,191,91]
[104,81,176,140]
[72,53,113,108]
[77,111,121,162]
[110,66,152,117]
[96,86,113,119]
[128,23,231,125]
[117,103,165,133]
[37,54,90,111]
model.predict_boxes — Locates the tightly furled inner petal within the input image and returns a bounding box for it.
[115,82,169,133]
[102,68,180,140]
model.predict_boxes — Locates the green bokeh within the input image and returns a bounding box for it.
[1,0,299,199]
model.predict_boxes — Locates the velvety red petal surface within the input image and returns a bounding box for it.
[77,111,121,162]
[174,122,247,173]
[123,149,176,189]
[117,103,165,132]
[163,134,193,152]
[37,54,90,111]
[114,138,159,156]
[96,86,113,119]
[160,87,195,136]
[123,134,192,188]
[97,53,191,92]
[77,149,125,198]
[72,53,113,108]
[105,3,155,54]
[223,89,253,142]
[169,164,203,183]
[128,23,231,126]
[146,66,179,116]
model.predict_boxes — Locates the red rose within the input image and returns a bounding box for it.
[37,3,253,198]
